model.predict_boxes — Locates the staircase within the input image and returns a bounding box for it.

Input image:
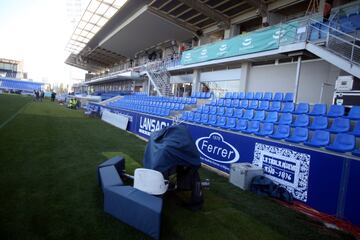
[305,18,360,78]
[145,61,171,96]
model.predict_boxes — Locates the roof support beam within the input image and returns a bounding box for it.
[244,0,268,17]
[177,0,230,28]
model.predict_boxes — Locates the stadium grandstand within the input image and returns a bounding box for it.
[62,0,360,237]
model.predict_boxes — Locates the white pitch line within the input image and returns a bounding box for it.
[0,103,29,129]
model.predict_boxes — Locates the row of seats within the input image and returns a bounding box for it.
[0,79,42,91]
[181,114,359,153]
[191,91,212,99]
[197,104,359,119]
[222,92,294,102]
[108,100,185,112]
[123,95,197,104]
[181,111,360,135]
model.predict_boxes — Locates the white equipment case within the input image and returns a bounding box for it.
[229,163,263,190]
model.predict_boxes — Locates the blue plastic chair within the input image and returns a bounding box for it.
[224,99,232,108]
[195,92,201,98]
[328,117,350,133]
[234,108,243,119]
[225,108,234,117]
[200,114,209,124]
[309,116,328,130]
[263,92,273,101]
[326,133,355,152]
[350,121,360,137]
[225,92,232,99]
[349,13,360,29]
[263,111,278,123]
[187,111,195,122]
[286,127,308,143]
[216,116,226,128]
[327,105,345,118]
[253,110,265,121]
[284,92,294,102]
[193,112,201,122]
[209,106,217,115]
[196,106,203,113]
[245,92,254,100]
[202,105,210,114]
[352,148,360,157]
[269,125,290,139]
[232,92,239,99]
[294,103,309,115]
[292,114,309,127]
[304,130,330,147]
[240,100,249,109]
[269,101,281,112]
[276,113,293,125]
[205,92,212,98]
[347,106,360,120]
[255,123,274,137]
[209,98,217,106]
[224,117,236,129]
[242,109,254,120]
[238,92,245,99]
[281,102,295,113]
[242,120,260,134]
[200,92,207,99]
[248,100,259,109]
[258,101,269,110]
[208,114,217,126]
[309,104,327,116]
[231,99,240,108]
[180,111,189,121]
[217,98,224,107]
[217,107,225,116]
[273,92,283,102]
[233,119,247,131]
[254,92,263,100]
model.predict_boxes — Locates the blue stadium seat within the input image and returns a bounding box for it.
[195,92,201,98]
[217,107,225,116]
[161,108,170,116]
[269,101,281,112]
[263,92,273,101]
[352,148,360,156]
[225,108,234,117]
[238,92,245,99]
[224,117,236,129]
[208,114,217,126]
[224,99,232,108]
[263,111,278,123]
[234,108,243,119]
[326,133,355,152]
[304,130,330,147]
[225,92,232,99]
[309,116,328,130]
[281,102,295,113]
[217,98,224,106]
[269,125,290,139]
[248,100,259,109]
[193,112,201,123]
[240,100,249,109]
[234,119,247,131]
[347,106,360,120]
[276,113,293,125]
[232,92,239,99]
[205,92,212,98]
[258,101,270,110]
[202,105,210,114]
[255,122,274,137]
[209,98,217,106]
[309,103,327,116]
[254,92,263,100]
[210,106,217,115]
[200,92,207,98]
[284,92,294,102]
[253,110,265,121]
[291,114,309,127]
[327,105,345,118]
[180,111,189,121]
[340,20,356,33]
[349,13,360,29]
[200,113,209,124]
[196,106,203,113]
[350,121,360,137]
[273,92,283,101]
[328,117,350,133]
[190,98,197,104]
[231,99,240,108]
[245,92,254,100]
[242,109,254,120]
[216,116,226,128]
[293,103,309,115]
[286,127,308,143]
[242,120,260,134]
[187,112,195,121]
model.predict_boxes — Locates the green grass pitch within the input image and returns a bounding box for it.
[0,94,354,239]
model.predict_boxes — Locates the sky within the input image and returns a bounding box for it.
[0,0,90,85]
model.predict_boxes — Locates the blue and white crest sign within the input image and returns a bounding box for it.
[196,132,240,165]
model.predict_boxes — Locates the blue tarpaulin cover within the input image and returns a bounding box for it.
[143,124,201,173]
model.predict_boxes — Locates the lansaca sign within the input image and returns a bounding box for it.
[196,132,240,164]
[138,116,170,136]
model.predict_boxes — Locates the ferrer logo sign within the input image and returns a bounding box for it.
[195,132,240,164]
